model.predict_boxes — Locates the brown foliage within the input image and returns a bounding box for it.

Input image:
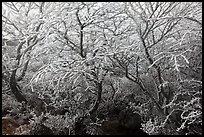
[2,116,19,135]
[2,116,31,135]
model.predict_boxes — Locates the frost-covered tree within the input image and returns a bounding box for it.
[2,2,202,135]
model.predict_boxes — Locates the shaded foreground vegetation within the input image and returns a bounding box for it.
[2,2,202,135]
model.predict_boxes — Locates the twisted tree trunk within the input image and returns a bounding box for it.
[9,69,27,103]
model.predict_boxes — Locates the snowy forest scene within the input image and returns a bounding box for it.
[2,2,202,135]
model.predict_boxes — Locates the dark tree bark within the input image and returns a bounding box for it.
[89,81,103,115]
[9,69,27,103]
[79,25,85,58]
[76,8,86,58]
[8,35,42,103]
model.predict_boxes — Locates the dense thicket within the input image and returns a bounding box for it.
[2,2,202,135]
